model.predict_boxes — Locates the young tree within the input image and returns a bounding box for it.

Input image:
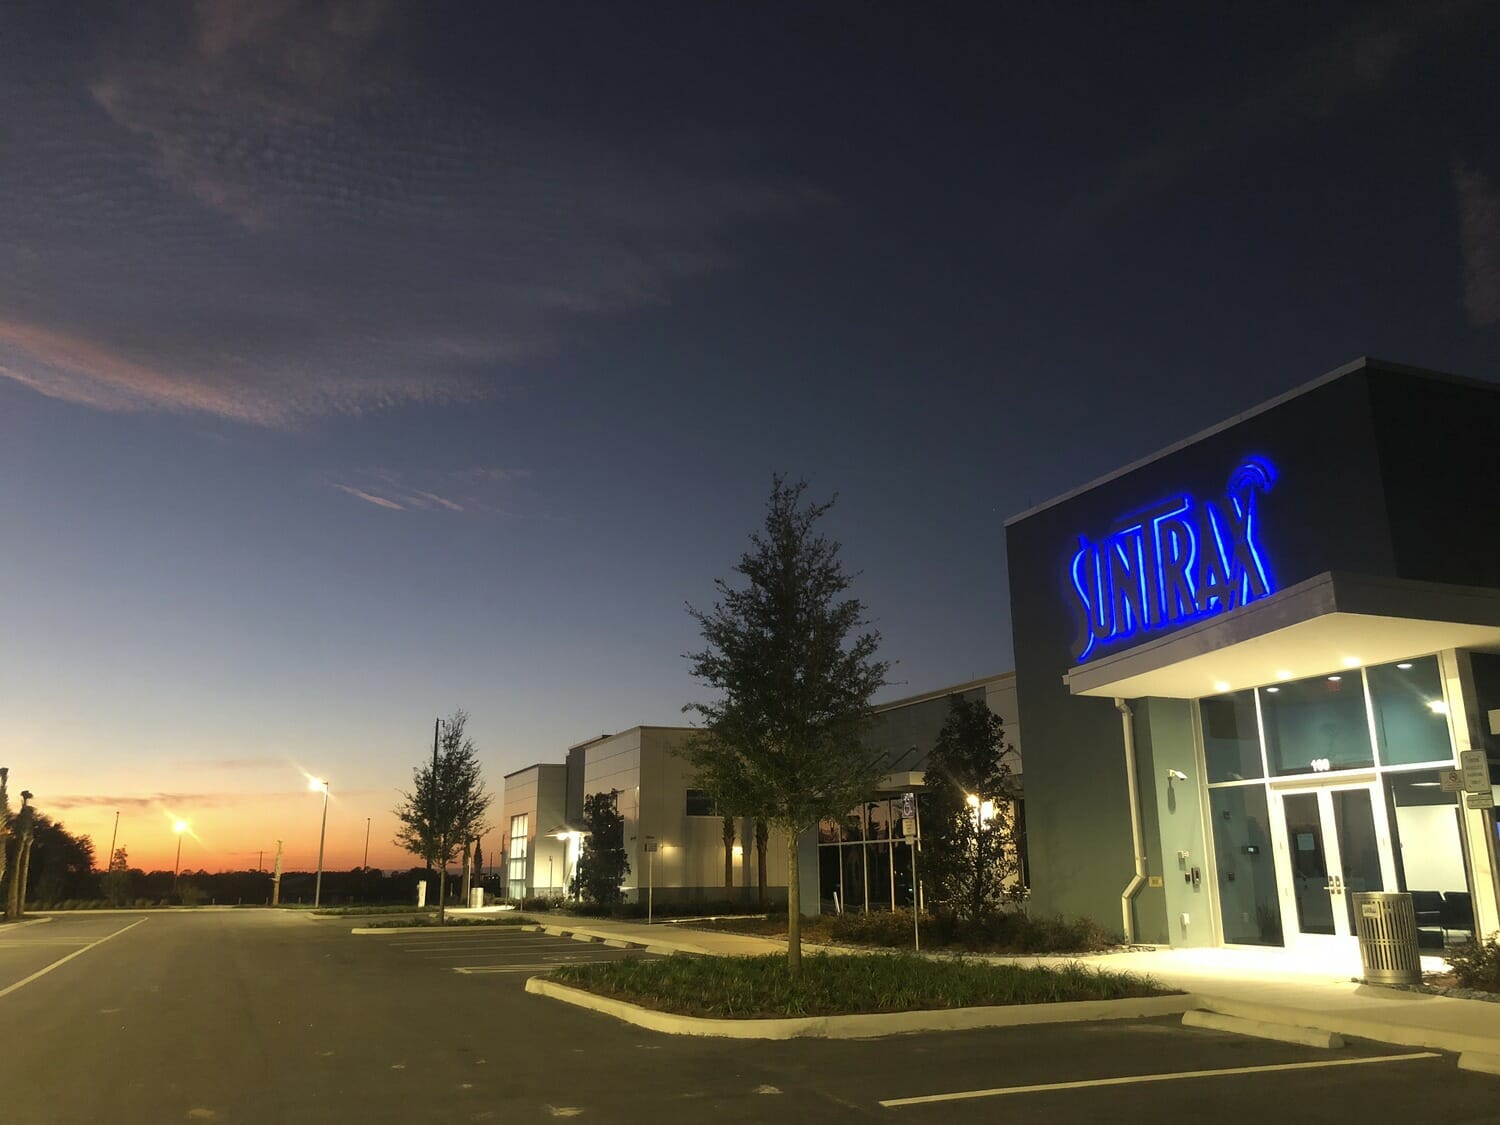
[104,847,134,907]
[394,710,492,924]
[571,790,629,905]
[922,696,1024,925]
[684,476,888,971]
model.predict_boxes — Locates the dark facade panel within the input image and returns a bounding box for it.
[1005,362,1450,928]
[1369,367,1500,590]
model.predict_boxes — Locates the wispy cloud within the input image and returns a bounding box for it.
[325,467,531,515]
[330,483,407,511]
[0,2,825,428]
[1454,160,1500,326]
[45,791,296,812]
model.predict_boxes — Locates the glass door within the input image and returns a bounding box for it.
[1274,783,1393,944]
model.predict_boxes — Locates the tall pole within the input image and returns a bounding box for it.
[106,811,119,873]
[363,817,371,869]
[313,782,330,908]
[432,717,442,904]
[173,835,183,896]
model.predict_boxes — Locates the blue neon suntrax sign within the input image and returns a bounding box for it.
[1068,459,1277,663]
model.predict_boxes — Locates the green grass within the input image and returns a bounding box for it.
[548,952,1169,1019]
[358,914,534,929]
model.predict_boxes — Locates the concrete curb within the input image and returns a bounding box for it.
[524,977,1197,1039]
[1182,1008,1344,1049]
[1194,994,1500,1057]
[348,923,545,935]
[1458,1051,1500,1076]
[536,924,686,958]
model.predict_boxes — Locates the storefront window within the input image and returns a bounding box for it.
[1261,673,1374,775]
[1200,690,1263,782]
[1209,787,1282,946]
[508,814,529,899]
[1386,769,1474,946]
[1369,657,1454,767]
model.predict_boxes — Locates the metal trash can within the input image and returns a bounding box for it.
[1352,892,1422,985]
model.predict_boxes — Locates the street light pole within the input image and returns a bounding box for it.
[171,819,188,898]
[363,817,371,870]
[311,779,330,908]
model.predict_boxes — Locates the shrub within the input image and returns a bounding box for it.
[1447,934,1500,993]
[550,952,1169,1018]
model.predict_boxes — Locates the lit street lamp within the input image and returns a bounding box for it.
[310,778,330,908]
[172,819,189,897]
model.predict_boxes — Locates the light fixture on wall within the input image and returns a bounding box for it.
[1165,769,1187,782]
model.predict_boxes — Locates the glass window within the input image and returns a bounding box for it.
[1260,674,1374,776]
[685,788,716,817]
[1209,787,1282,946]
[817,817,842,845]
[1369,657,1454,767]
[508,814,529,899]
[1200,690,1263,782]
[865,800,892,841]
[1386,770,1473,945]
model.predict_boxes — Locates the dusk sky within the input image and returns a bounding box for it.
[3,2,1498,874]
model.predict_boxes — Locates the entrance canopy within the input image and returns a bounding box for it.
[1065,572,1500,699]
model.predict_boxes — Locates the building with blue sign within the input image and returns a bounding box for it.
[1006,358,1500,955]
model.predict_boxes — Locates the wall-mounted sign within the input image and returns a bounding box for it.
[1460,749,1489,793]
[1068,459,1277,662]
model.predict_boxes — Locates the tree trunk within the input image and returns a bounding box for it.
[16,837,32,917]
[786,826,801,973]
[755,819,769,907]
[722,816,734,895]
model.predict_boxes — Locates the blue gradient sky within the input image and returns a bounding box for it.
[3,2,1498,871]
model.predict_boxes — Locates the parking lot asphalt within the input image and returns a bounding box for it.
[362,922,662,977]
[0,910,1496,1124]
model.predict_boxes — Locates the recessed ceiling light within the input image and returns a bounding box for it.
[1213,681,1230,693]
[1342,657,1361,668]
[1276,670,1293,681]
[1426,700,1449,715]
[1265,686,1280,694]
[1397,662,1413,670]
[1410,781,1441,788]
[1327,675,1342,682]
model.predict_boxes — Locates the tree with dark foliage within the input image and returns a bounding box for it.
[684,476,888,971]
[571,790,629,905]
[394,710,492,924]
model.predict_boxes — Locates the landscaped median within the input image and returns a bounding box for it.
[525,952,1190,1039]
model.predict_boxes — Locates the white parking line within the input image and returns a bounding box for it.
[878,1052,1442,1107]
[0,918,148,1000]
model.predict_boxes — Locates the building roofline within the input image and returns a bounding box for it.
[1003,357,1487,527]
[502,761,566,780]
[873,671,1015,713]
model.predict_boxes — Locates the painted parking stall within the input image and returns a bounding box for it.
[367,925,664,978]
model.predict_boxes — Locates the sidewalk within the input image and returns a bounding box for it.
[515,912,1500,1059]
